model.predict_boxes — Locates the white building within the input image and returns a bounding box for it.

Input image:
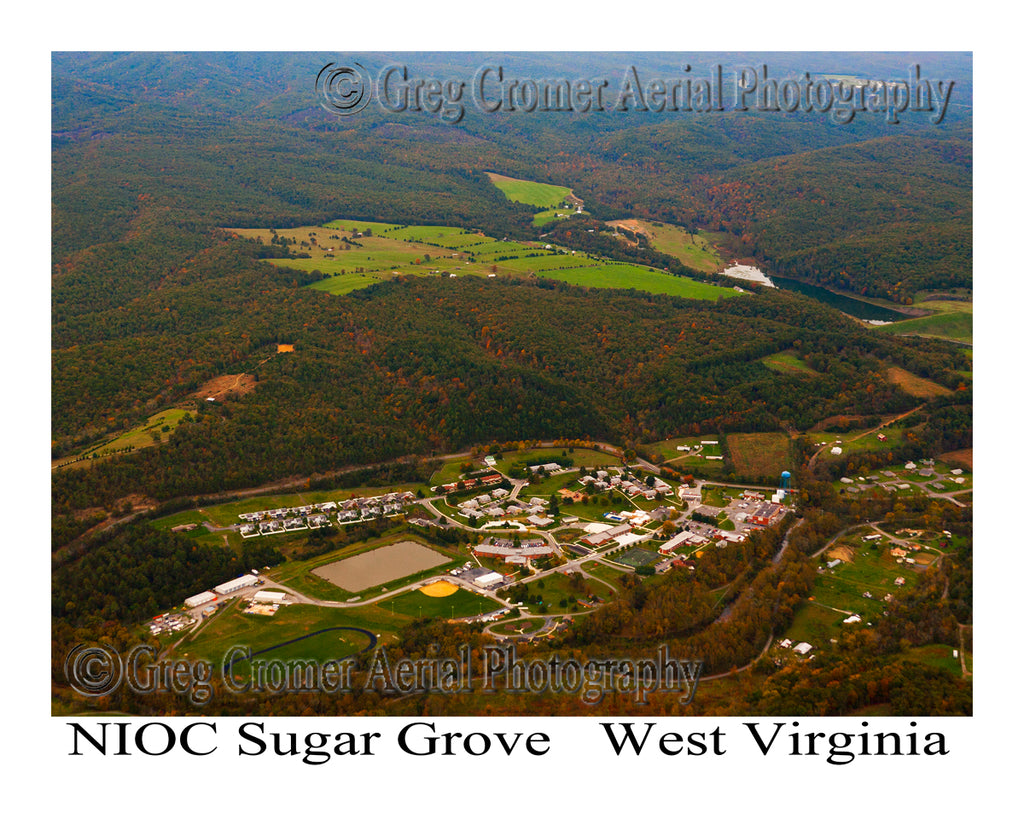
[184,591,216,609]
[472,571,505,589]
[253,591,287,604]
[214,574,259,595]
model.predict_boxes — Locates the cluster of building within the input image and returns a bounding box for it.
[456,492,552,525]
[472,537,557,565]
[578,469,672,500]
[237,492,417,536]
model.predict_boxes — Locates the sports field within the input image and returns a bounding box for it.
[313,540,449,592]
[386,586,496,618]
[612,548,661,568]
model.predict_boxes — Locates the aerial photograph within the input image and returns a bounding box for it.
[51,51,973,720]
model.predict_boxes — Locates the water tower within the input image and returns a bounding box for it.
[779,470,791,495]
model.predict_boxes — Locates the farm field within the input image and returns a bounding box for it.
[727,432,792,478]
[885,366,953,399]
[485,172,571,207]
[234,219,736,302]
[518,570,600,613]
[610,219,724,273]
[489,617,545,636]
[877,310,972,344]
[540,263,735,300]
[875,295,973,344]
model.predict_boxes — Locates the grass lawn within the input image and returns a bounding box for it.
[701,485,732,508]
[504,446,618,471]
[584,561,630,593]
[486,172,572,207]
[429,458,479,487]
[518,570,597,613]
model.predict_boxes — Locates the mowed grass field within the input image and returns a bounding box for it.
[485,172,571,207]
[727,432,792,478]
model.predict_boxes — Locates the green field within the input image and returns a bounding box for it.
[486,172,572,207]
[762,351,820,376]
[235,220,740,303]
[540,263,736,300]
[505,446,618,471]
[876,295,973,344]
[786,600,846,645]
[809,541,921,621]
[902,643,964,677]
[877,311,972,344]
